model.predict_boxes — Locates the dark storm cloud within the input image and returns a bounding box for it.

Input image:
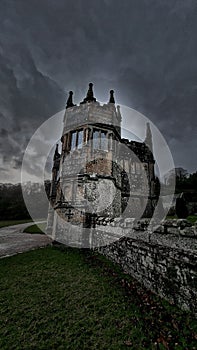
[0,0,196,182]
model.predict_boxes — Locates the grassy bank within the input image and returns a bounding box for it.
[166,215,197,224]
[0,246,196,349]
[23,222,46,234]
[187,215,197,224]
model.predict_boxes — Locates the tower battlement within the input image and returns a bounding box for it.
[63,101,121,135]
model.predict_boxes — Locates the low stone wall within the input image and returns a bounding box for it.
[95,219,197,316]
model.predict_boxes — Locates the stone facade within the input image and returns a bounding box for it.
[47,83,157,244]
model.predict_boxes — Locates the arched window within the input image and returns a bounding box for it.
[78,130,83,149]
[93,129,108,150]
[101,131,108,150]
[93,130,100,149]
[70,129,84,150]
[130,163,135,174]
[71,131,77,150]
[136,162,141,174]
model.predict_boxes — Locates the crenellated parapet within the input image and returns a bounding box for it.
[63,100,121,136]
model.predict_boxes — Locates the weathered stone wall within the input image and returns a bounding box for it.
[95,219,197,316]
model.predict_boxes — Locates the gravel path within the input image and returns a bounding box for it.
[0,222,52,258]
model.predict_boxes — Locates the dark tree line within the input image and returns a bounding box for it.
[0,182,51,221]
[176,171,197,192]
[0,184,30,220]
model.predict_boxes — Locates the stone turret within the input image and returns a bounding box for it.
[109,90,115,104]
[144,122,153,152]
[49,144,60,201]
[81,82,96,104]
[66,91,75,109]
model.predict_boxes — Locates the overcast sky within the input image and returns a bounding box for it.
[0,0,197,183]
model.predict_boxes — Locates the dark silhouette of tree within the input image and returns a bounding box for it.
[176,197,188,218]
[176,171,197,192]
[0,181,51,221]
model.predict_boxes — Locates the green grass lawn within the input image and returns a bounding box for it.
[23,222,46,234]
[0,219,32,228]
[0,246,196,350]
[187,215,197,224]
[166,215,197,224]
